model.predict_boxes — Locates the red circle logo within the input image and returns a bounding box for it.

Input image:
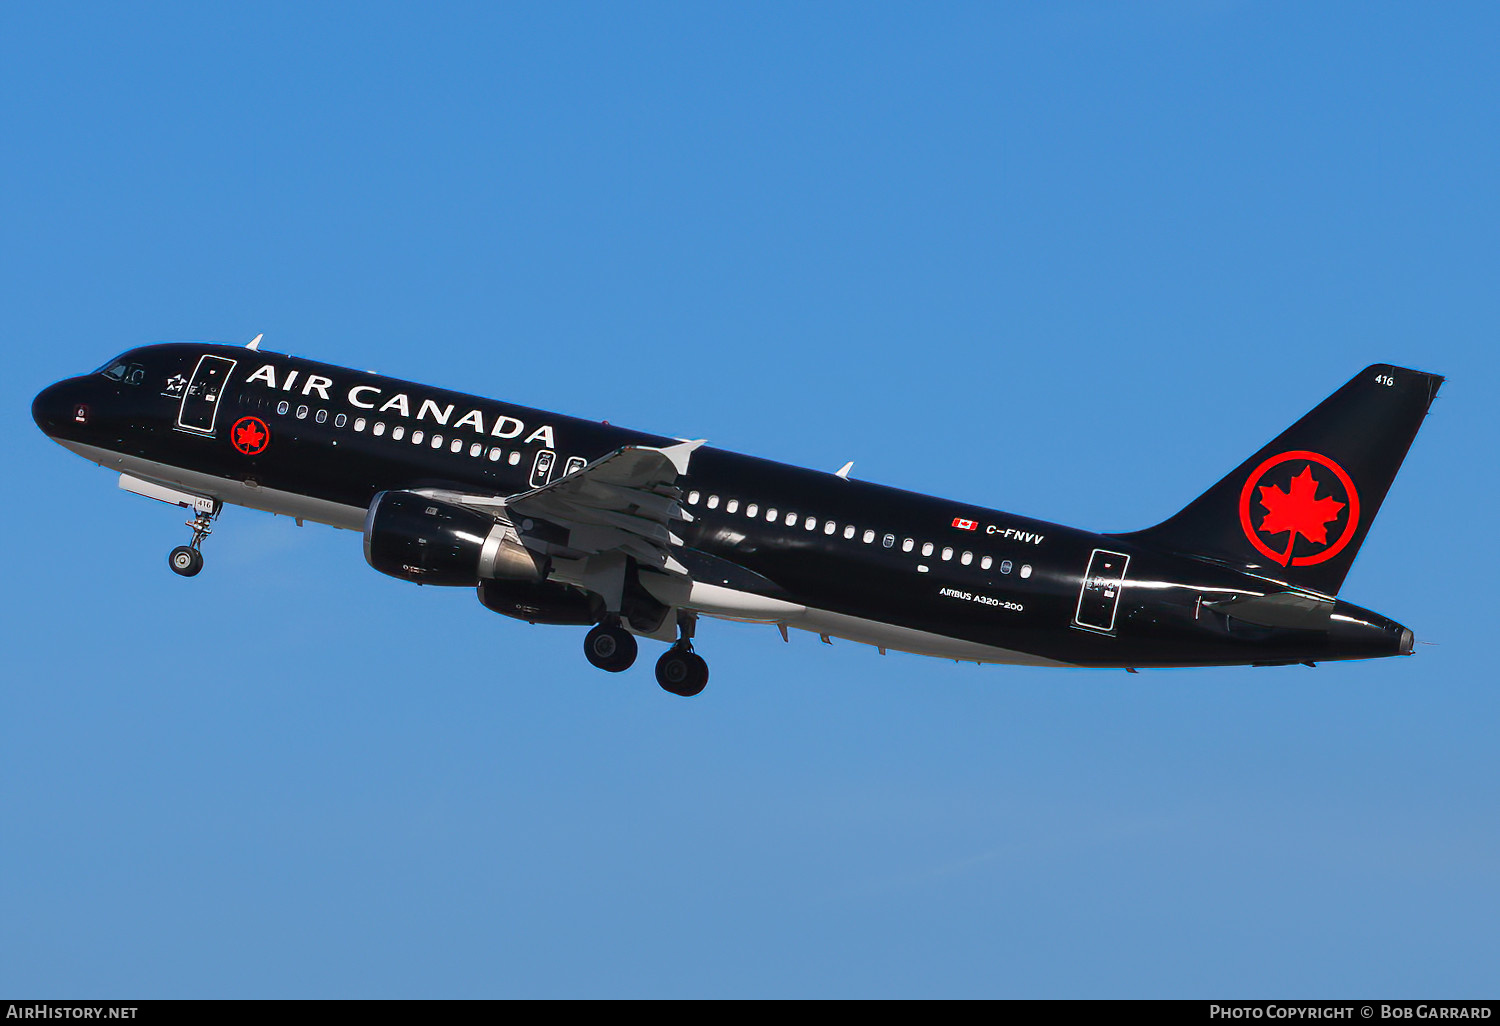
[1238,450,1359,567]
[230,416,271,456]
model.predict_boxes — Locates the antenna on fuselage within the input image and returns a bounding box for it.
[835,461,854,479]
[246,333,263,351]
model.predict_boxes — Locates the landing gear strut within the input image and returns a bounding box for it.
[167,505,218,578]
[584,619,637,672]
[655,613,709,697]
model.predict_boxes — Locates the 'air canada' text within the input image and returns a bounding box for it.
[245,363,556,448]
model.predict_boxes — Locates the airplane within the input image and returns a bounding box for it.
[31,339,1442,696]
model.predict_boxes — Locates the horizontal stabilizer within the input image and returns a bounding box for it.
[1204,592,1334,630]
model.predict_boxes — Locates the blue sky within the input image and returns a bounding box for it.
[3,1,1496,998]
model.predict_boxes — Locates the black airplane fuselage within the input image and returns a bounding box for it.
[33,342,1435,678]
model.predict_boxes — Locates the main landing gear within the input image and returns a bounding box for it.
[583,620,638,673]
[655,644,708,698]
[655,612,708,697]
[167,505,219,578]
[581,613,711,697]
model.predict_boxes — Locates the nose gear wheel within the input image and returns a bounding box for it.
[168,505,219,578]
[168,545,203,577]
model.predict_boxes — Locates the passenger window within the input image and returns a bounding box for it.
[688,491,701,505]
[785,512,798,526]
[315,409,328,424]
[468,442,480,456]
[296,405,308,419]
[1020,565,1033,579]
[805,517,817,531]
[726,499,739,514]
[412,430,424,444]
[767,508,778,522]
[882,534,895,548]
[432,435,444,448]
[902,538,914,552]
[981,556,993,570]
[746,504,759,518]
[707,495,719,509]
[335,413,347,428]
[373,422,386,436]
[354,417,366,431]
[922,542,934,557]
[843,525,855,539]
[961,551,973,566]
[488,447,502,461]
[862,530,875,544]
[276,401,290,416]
[508,452,521,465]
[392,426,405,440]
[824,521,837,535]
[941,547,953,561]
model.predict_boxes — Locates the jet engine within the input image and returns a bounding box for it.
[363,490,545,586]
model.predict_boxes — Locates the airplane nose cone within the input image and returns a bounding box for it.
[32,379,89,438]
[32,381,67,435]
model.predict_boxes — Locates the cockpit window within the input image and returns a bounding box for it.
[98,359,147,385]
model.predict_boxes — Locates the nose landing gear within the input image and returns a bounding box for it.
[168,505,219,578]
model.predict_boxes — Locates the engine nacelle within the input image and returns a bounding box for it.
[476,578,604,626]
[363,491,545,586]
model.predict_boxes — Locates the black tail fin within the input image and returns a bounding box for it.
[1119,364,1443,596]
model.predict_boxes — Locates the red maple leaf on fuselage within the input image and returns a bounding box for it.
[1256,464,1345,564]
[234,419,266,452]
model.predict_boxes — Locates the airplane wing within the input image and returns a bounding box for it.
[416,440,703,575]
[502,439,703,574]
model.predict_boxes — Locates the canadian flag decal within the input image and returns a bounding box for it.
[952,517,977,531]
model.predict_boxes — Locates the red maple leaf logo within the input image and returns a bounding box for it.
[1256,464,1345,564]
[231,417,269,455]
[1239,451,1361,569]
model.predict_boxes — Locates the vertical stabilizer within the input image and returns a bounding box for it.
[1118,365,1442,596]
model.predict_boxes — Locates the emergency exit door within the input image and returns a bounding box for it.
[529,449,557,488]
[177,355,237,434]
[1074,548,1130,634]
